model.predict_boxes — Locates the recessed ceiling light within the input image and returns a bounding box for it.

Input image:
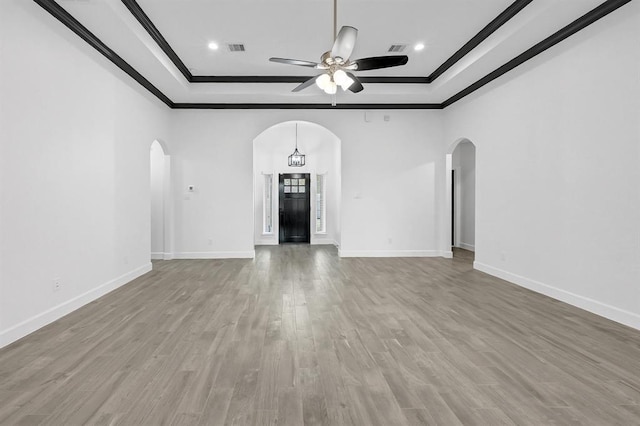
[208,42,219,50]
[414,43,425,51]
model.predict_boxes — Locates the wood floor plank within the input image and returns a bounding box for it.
[0,246,638,425]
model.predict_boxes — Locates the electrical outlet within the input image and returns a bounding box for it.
[53,278,61,292]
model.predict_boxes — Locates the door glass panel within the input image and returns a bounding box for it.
[284,186,291,193]
[284,179,291,185]
[298,178,305,185]
[291,179,298,186]
[291,186,298,193]
[299,186,305,193]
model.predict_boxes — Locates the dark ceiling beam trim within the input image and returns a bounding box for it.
[122,0,531,85]
[190,76,430,84]
[31,1,436,109]
[442,0,632,108]
[121,0,192,81]
[172,103,443,110]
[426,0,533,83]
[121,0,429,84]
[32,0,634,111]
[33,0,174,108]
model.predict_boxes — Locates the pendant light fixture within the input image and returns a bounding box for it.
[288,123,305,167]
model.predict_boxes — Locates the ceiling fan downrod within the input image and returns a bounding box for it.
[268,0,408,100]
[333,0,338,40]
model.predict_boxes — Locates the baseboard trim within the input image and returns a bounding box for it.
[151,252,173,260]
[255,240,279,246]
[0,263,152,349]
[311,241,336,246]
[459,242,475,252]
[474,262,640,331]
[442,250,454,259]
[173,251,255,259]
[338,249,441,258]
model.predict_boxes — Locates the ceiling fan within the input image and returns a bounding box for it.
[269,0,409,98]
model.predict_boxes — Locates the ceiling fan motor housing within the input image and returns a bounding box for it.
[321,51,338,66]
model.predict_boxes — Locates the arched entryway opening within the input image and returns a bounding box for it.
[253,121,342,248]
[150,140,173,261]
[445,138,476,258]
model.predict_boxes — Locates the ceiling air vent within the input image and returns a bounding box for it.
[227,43,246,52]
[388,44,407,53]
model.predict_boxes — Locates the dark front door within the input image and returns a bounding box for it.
[279,173,310,243]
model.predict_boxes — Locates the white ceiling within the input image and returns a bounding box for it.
[54,0,607,105]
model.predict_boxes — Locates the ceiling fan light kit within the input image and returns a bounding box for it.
[269,1,408,103]
[315,69,354,94]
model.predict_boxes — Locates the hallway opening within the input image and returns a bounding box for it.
[253,121,341,248]
[446,138,476,258]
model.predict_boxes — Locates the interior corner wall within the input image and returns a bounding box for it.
[443,3,640,329]
[168,109,444,259]
[0,0,171,348]
[150,142,166,258]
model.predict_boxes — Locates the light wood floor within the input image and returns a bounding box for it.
[1,246,639,425]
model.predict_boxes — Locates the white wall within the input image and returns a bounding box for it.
[150,141,166,258]
[339,111,444,257]
[169,109,445,259]
[443,2,640,329]
[452,142,476,251]
[0,0,171,347]
[253,121,340,246]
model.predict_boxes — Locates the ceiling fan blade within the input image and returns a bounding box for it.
[269,57,321,68]
[345,72,363,93]
[331,26,358,62]
[353,55,408,71]
[292,75,320,92]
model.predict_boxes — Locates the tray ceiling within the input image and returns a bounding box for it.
[38,0,631,107]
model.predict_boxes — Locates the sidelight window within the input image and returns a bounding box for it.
[316,174,326,233]
[263,174,273,233]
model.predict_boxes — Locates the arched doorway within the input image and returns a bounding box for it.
[445,138,476,258]
[253,121,342,248]
[150,140,173,261]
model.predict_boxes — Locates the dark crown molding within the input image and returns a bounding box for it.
[189,76,430,84]
[33,0,173,108]
[442,0,633,108]
[33,0,632,110]
[121,0,531,85]
[426,0,533,83]
[172,103,442,110]
[121,0,191,82]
